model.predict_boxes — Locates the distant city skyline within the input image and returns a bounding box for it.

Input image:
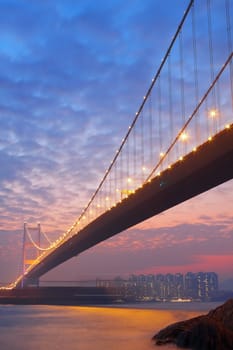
[96,271,220,301]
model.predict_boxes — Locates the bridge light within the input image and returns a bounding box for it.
[193,147,197,152]
[225,124,230,129]
[208,136,213,141]
[209,108,218,118]
[179,156,183,161]
[160,152,164,158]
[127,177,132,183]
[180,131,188,142]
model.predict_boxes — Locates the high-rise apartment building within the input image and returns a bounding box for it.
[96,272,219,301]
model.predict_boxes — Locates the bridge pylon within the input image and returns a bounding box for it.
[21,222,41,288]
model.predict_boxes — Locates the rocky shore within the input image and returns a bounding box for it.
[152,299,233,349]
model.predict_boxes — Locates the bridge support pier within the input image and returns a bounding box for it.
[20,277,40,289]
[20,223,41,288]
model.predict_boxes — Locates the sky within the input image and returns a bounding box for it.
[0,0,232,285]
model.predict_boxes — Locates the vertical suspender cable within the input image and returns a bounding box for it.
[207,0,217,135]
[133,119,136,184]
[191,1,199,146]
[120,150,123,200]
[225,0,233,112]
[179,30,186,156]
[158,75,162,169]
[126,138,129,191]
[114,161,117,204]
[140,109,144,182]
[149,93,153,169]
[168,54,173,164]
[179,31,185,126]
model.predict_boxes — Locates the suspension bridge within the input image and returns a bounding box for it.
[2,0,233,290]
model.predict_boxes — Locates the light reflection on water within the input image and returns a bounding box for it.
[0,302,221,350]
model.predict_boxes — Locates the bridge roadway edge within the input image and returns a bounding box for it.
[18,125,233,287]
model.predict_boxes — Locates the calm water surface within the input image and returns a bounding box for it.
[0,302,221,350]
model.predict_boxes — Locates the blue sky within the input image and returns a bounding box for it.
[0,0,232,284]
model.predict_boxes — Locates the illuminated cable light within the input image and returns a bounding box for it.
[142,166,147,172]
[127,177,132,183]
[225,124,230,129]
[180,131,189,142]
[193,147,197,152]
[208,136,213,141]
[209,108,218,118]
[179,156,183,161]
[160,152,164,158]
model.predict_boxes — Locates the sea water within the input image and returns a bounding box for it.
[0,302,221,350]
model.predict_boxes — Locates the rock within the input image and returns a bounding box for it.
[152,299,233,349]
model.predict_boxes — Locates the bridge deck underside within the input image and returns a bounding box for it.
[19,126,233,287]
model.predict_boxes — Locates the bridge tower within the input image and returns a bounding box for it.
[21,223,41,288]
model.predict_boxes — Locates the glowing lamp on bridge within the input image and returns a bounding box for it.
[209,108,218,118]
[179,131,189,142]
